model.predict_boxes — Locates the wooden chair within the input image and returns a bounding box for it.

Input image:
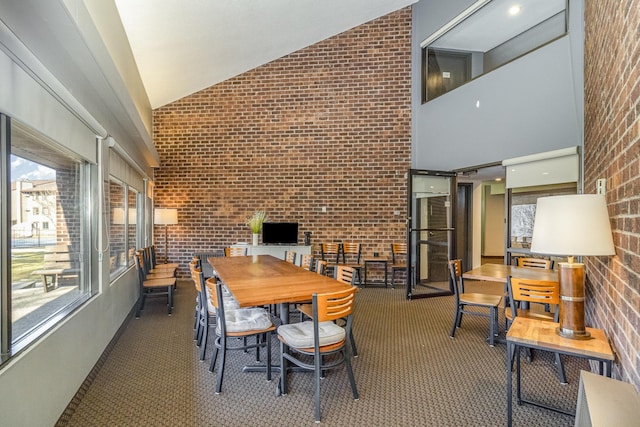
[284,250,297,264]
[320,243,340,275]
[315,259,328,276]
[517,257,553,270]
[224,246,248,257]
[189,259,204,341]
[390,242,414,288]
[448,259,502,346]
[277,287,359,422]
[205,277,275,393]
[149,245,179,270]
[134,252,175,317]
[300,254,314,271]
[340,242,363,285]
[334,265,359,357]
[138,250,176,280]
[142,247,177,276]
[506,276,566,383]
[516,257,553,312]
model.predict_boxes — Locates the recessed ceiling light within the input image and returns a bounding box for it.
[509,5,521,16]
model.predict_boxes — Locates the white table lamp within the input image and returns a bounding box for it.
[154,208,178,263]
[530,194,615,339]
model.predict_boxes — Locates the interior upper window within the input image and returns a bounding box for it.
[421,0,567,102]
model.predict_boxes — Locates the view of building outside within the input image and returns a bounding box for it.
[10,136,85,343]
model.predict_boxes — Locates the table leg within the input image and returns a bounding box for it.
[507,342,513,427]
[384,262,388,287]
[516,345,522,405]
[364,263,368,287]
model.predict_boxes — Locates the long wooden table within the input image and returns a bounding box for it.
[463,263,558,283]
[208,254,352,313]
[208,255,353,374]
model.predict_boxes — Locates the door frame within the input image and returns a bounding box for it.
[406,169,457,300]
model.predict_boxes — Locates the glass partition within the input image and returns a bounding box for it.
[422,0,567,102]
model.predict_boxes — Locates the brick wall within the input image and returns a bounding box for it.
[152,9,412,276]
[584,1,640,388]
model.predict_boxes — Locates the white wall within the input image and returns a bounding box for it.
[0,2,152,425]
[411,0,584,171]
[482,185,505,257]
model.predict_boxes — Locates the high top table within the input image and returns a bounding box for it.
[463,263,558,283]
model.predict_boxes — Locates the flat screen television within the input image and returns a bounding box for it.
[262,222,298,245]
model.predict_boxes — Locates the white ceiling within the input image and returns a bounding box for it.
[114,0,417,109]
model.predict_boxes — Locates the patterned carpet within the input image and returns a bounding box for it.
[57,279,585,426]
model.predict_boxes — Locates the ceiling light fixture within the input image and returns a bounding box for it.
[509,5,521,16]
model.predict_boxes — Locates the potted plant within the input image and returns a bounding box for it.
[246,211,268,245]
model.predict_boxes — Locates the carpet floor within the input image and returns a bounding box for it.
[57,279,585,426]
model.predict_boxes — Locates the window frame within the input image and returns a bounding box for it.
[0,115,95,364]
[421,0,568,103]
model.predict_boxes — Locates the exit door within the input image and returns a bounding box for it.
[406,169,456,300]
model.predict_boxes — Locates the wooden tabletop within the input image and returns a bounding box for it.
[208,255,353,307]
[463,263,558,283]
[506,317,614,361]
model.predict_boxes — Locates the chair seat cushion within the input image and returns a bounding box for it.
[207,298,239,314]
[220,308,272,333]
[277,320,345,349]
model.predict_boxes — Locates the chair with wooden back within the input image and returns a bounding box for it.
[448,259,502,346]
[284,250,297,264]
[149,245,180,270]
[224,246,248,257]
[134,252,175,317]
[205,276,275,394]
[300,254,314,271]
[315,259,328,276]
[277,287,359,423]
[138,249,176,280]
[517,257,553,270]
[506,276,566,383]
[339,242,363,285]
[320,243,340,275]
[189,258,204,342]
[334,265,359,357]
[390,242,413,288]
[141,247,176,277]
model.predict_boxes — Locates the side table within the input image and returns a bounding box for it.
[363,257,388,287]
[506,317,615,427]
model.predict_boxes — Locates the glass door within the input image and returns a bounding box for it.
[407,170,456,299]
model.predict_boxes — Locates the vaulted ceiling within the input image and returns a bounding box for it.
[114,0,417,109]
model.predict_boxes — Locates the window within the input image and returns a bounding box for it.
[421,0,567,102]
[109,179,127,277]
[4,118,92,357]
[127,187,138,266]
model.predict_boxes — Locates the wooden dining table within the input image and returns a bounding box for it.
[208,254,354,374]
[208,254,353,322]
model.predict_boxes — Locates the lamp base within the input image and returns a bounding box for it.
[556,261,592,340]
[555,327,592,340]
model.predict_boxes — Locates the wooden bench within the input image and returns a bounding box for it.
[32,245,79,292]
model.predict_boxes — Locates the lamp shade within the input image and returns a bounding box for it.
[154,208,178,225]
[530,194,615,256]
